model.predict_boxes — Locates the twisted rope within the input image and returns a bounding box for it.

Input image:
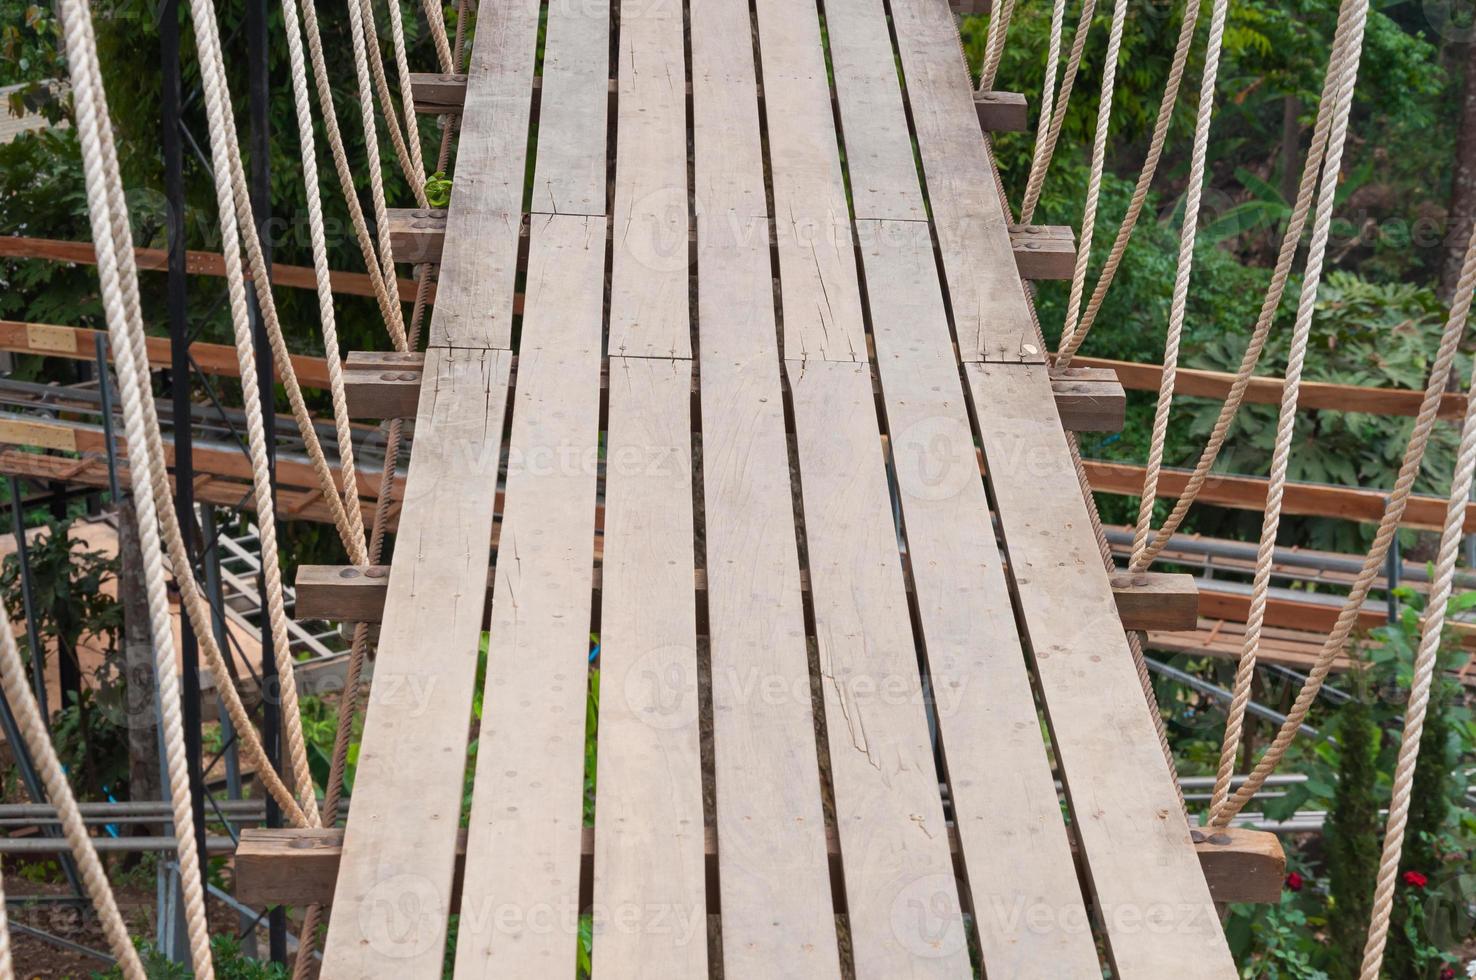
[1020,0,1099,225]
[58,0,214,968]
[977,0,1016,93]
[1054,0,1200,366]
[1126,0,1230,568]
[1359,218,1476,980]
[356,0,430,205]
[1208,0,1373,821]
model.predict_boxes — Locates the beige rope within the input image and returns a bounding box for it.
[422,0,455,73]
[1054,0,1201,366]
[356,0,430,206]
[343,0,403,295]
[58,0,213,970]
[1127,0,1355,568]
[1125,0,1230,568]
[977,0,1016,93]
[1208,0,1373,821]
[182,0,324,827]
[1025,0,1066,225]
[0,610,144,977]
[1056,0,1136,399]
[1359,220,1476,980]
[384,0,430,187]
[298,0,409,350]
[1020,0,1099,225]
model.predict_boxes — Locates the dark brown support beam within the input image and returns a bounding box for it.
[974,90,1028,132]
[1050,366,1125,432]
[1111,571,1200,631]
[234,824,1283,909]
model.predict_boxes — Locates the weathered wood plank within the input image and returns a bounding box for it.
[236,825,1287,909]
[967,361,1237,978]
[787,359,971,977]
[427,0,541,349]
[974,90,1028,132]
[752,0,866,362]
[1112,571,1200,631]
[1051,365,1125,432]
[692,1,841,969]
[1011,223,1076,279]
[888,0,1041,362]
[593,356,707,975]
[607,0,689,358]
[825,0,927,222]
[320,347,511,976]
[453,214,605,973]
[530,0,610,215]
[857,222,1102,976]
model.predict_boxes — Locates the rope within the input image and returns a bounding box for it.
[1020,0,1099,225]
[383,0,430,187]
[298,0,410,350]
[1208,0,1373,821]
[1125,0,1230,568]
[343,0,404,295]
[356,0,430,206]
[1025,0,1066,224]
[977,0,1016,93]
[422,0,455,73]
[1054,0,1200,366]
[1055,0,1136,389]
[57,0,214,969]
[1126,0,1355,567]
[1359,219,1476,980]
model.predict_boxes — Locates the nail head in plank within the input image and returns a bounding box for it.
[966,361,1238,977]
[321,347,512,975]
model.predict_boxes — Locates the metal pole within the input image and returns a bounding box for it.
[94,334,121,504]
[1386,531,1402,624]
[9,477,47,721]
[244,0,287,960]
[160,0,210,887]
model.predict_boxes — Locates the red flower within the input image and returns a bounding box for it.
[1401,870,1429,889]
[1437,968,1454,980]
[1284,871,1304,892]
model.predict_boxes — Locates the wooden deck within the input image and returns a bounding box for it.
[302,0,1246,975]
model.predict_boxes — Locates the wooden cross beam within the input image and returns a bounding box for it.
[234,823,1284,909]
[344,351,1123,432]
[974,90,1029,132]
[384,208,1076,280]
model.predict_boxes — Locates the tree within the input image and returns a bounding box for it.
[1324,670,1382,979]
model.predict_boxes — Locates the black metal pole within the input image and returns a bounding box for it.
[160,0,209,879]
[8,477,48,721]
[245,0,287,961]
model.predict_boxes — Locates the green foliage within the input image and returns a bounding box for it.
[425,170,453,208]
[1324,674,1381,978]
[92,933,289,978]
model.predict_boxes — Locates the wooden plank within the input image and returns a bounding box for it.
[387,207,446,264]
[973,90,1028,131]
[966,362,1237,978]
[607,0,690,358]
[530,0,610,215]
[1051,365,1125,432]
[887,0,1041,362]
[235,824,1285,908]
[293,564,396,622]
[857,222,1100,976]
[427,0,540,348]
[1010,223,1076,279]
[409,71,466,111]
[1112,571,1200,630]
[752,0,866,362]
[344,350,425,418]
[825,0,927,222]
[787,361,969,976]
[691,2,841,969]
[321,347,511,976]
[454,214,605,973]
[593,356,707,975]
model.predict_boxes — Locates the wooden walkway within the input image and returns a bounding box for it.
[306,0,1242,975]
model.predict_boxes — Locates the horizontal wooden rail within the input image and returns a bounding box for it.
[385,208,1073,279]
[0,235,424,303]
[234,823,1283,909]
